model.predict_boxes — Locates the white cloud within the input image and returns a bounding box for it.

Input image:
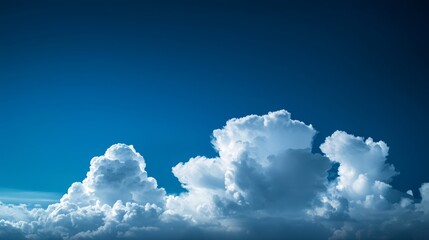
[213,110,316,162]
[211,110,325,211]
[169,110,330,223]
[1,144,169,239]
[318,131,429,239]
[172,156,225,192]
[1,110,429,239]
[81,144,166,206]
[320,131,398,198]
[0,189,60,207]
[417,183,429,214]
[167,156,225,223]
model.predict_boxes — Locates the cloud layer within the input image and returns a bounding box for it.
[1,110,428,239]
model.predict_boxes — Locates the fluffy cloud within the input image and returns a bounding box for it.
[212,110,328,212]
[318,131,401,217]
[320,131,398,198]
[317,131,429,239]
[1,110,428,239]
[168,110,330,225]
[0,144,169,239]
[417,183,429,214]
[81,144,166,206]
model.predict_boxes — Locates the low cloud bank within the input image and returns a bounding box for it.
[1,110,428,239]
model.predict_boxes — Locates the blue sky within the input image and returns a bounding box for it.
[0,2,429,238]
[1,0,428,197]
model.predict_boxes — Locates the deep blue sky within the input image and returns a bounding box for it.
[0,0,428,198]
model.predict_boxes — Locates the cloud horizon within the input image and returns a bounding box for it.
[1,110,428,239]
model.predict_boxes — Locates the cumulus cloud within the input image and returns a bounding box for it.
[212,110,328,212]
[0,110,428,239]
[317,131,429,239]
[317,131,402,217]
[170,111,329,217]
[0,144,169,239]
[321,131,398,197]
[417,183,429,214]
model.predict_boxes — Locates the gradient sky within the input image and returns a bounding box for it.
[0,0,428,201]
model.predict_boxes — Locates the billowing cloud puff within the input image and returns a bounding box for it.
[317,131,401,217]
[212,110,316,161]
[1,110,429,239]
[70,144,165,207]
[212,110,327,211]
[417,183,429,214]
[317,131,429,239]
[321,131,398,198]
[168,110,330,224]
[0,144,169,239]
